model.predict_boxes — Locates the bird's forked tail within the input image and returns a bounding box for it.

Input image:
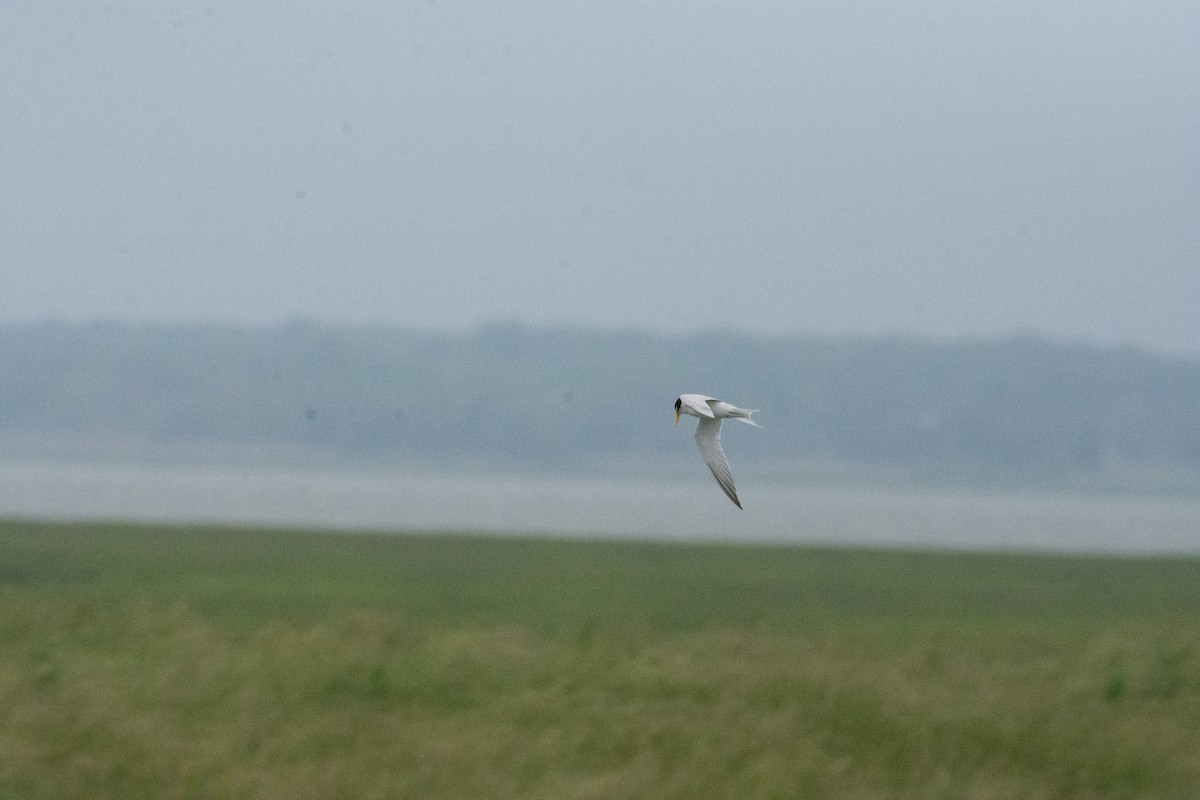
[731,407,763,428]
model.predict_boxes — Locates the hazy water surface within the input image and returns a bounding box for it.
[2,461,1197,555]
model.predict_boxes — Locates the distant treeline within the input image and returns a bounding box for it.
[3,321,1199,481]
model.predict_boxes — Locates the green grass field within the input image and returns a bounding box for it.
[1,518,1198,799]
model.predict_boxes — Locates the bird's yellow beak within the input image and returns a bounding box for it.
[675,409,681,427]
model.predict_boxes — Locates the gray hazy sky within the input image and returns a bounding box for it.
[3,3,1199,353]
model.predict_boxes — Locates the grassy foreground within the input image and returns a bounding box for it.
[1,519,1198,799]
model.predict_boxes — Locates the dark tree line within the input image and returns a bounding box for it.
[3,320,1199,479]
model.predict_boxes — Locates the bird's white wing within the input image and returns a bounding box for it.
[694,417,741,509]
[680,394,717,419]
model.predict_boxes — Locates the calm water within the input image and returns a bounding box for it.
[2,460,1198,554]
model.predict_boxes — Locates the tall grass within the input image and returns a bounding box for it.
[1,519,1197,798]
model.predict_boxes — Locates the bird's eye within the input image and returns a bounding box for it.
[674,398,681,411]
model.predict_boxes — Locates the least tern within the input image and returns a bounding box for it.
[674,394,762,509]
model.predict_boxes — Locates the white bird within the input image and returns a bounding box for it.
[674,394,762,509]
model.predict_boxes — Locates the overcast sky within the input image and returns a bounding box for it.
[3,3,1198,353]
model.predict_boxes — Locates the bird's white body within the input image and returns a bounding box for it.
[674,394,762,509]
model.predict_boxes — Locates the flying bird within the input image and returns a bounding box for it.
[674,394,762,509]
